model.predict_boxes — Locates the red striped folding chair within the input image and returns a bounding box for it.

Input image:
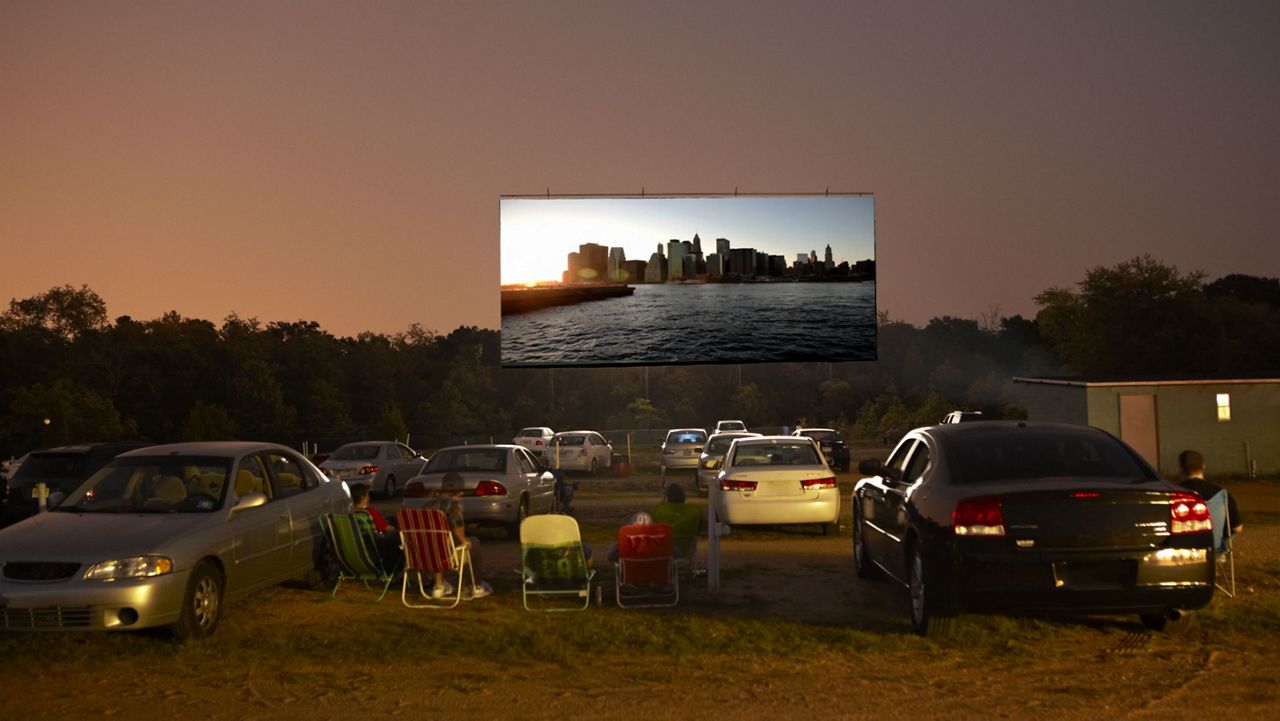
[397,508,475,609]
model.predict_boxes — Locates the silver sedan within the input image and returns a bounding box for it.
[401,445,557,539]
[318,441,426,498]
[0,442,350,639]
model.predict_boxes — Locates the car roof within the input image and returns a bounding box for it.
[115,441,297,459]
[733,435,817,446]
[794,427,836,434]
[708,431,761,440]
[435,444,519,451]
[554,430,597,435]
[916,420,1107,439]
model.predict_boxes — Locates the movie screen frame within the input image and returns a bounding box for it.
[499,193,876,368]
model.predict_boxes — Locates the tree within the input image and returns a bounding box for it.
[0,284,108,340]
[4,379,133,449]
[179,401,239,441]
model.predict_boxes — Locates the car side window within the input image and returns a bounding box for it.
[234,455,273,502]
[902,443,931,484]
[516,449,536,475]
[268,452,312,498]
[396,443,416,459]
[885,440,916,475]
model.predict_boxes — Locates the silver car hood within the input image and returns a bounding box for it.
[0,511,213,561]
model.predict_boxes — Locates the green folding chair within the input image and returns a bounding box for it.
[320,512,399,601]
[521,515,595,612]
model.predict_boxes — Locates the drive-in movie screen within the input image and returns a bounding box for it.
[499,195,876,367]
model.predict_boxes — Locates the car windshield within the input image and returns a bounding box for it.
[425,448,508,473]
[946,429,1151,483]
[330,444,380,461]
[667,431,706,444]
[56,456,231,513]
[552,435,586,446]
[730,442,821,467]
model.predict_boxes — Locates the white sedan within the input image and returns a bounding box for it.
[715,436,840,534]
[542,431,612,475]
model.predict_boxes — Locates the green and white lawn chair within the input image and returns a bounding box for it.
[520,514,595,612]
[320,512,399,601]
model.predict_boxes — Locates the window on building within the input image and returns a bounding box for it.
[1216,393,1231,422]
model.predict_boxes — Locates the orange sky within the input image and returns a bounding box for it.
[2,2,1278,337]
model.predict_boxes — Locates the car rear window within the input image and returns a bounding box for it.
[946,429,1151,483]
[667,431,706,444]
[730,442,821,467]
[552,435,586,446]
[331,444,380,461]
[517,428,545,438]
[706,437,738,455]
[425,448,508,473]
[12,453,87,483]
[800,430,840,442]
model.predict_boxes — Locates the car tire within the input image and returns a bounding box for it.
[384,475,398,499]
[170,561,223,641]
[853,509,882,579]
[507,496,529,540]
[909,543,958,638]
[590,458,598,476]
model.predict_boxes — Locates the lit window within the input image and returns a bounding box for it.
[1216,394,1231,422]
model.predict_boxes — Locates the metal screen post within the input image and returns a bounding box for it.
[707,473,728,593]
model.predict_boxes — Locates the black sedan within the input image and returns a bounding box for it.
[852,421,1215,636]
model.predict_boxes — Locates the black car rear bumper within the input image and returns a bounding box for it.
[956,546,1215,613]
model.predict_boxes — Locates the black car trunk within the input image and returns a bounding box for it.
[971,480,1176,550]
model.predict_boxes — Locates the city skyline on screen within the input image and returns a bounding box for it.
[501,195,874,287]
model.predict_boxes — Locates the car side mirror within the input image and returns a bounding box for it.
[232,492,268,512]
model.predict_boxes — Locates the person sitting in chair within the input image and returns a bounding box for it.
[651,484,701,572]
[1177,449,1243,535]
[425,472,492,599]
[350,483,402,566]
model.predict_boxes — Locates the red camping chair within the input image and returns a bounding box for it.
[614,523,678,608]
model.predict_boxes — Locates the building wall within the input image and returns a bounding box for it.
[1018,383,1089,426]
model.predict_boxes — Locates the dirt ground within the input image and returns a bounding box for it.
[2,477,1278,721]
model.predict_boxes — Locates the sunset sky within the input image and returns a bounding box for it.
[2,2,1277,337]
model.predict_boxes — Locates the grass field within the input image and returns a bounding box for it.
[1,473,1277,721]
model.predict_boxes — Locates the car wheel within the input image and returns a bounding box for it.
[384,475,398,498]
[590,458,598,476]
[171,561,223,641]
[909,543,957,638]
[507,496,529,540]
[853,509,882,579]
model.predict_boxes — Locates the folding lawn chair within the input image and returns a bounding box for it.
[319,512,400,601]
[614,522,678,608]
[397,508,476,608]
[1206,490,1236,598]
[520,514,595,612]
[651,502,701,576]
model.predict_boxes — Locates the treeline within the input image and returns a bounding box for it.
[1,257,1276,456]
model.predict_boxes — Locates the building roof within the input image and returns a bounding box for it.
[1013,374,1280,388]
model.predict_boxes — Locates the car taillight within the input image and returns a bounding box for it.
[535,440,544,446]
[721,479,758,491]
[1169,492,1211,534]
[403,482,428,498]
[359,465,378,475]
[801,476,837,490]
[474,480,508,497]
[579,449,587,457]
[953,496,1006,537]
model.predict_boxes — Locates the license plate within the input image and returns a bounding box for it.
[1052,560,1133,589]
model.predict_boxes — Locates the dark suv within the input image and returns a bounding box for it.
[0,442,151,527]
[790,428,851,472]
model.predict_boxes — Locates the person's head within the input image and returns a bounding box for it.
[441,472,466,497]
[664,483,685,504]
[350,483,370,507]
[628,511,653,526]
[1178,450,1205,477]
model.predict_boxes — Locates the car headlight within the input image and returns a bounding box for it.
[83,556,174,581]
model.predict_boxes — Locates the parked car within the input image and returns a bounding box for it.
[1,442,152,528]
[715,435,840,534]
[317,441,425,498]
[401,444,556,539]
[696,431,761,496]
[941,410,984,424]
[542,431,612,475]
[791,427,852,472]
[0,441,349,638]
[512,427,555,452]
[851,421,1215,637]
[660,428,708,478]
[713,420,748,433]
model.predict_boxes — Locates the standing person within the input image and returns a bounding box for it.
[1177,450,1243,535]
[350,483,402,567]
[426,472,492,599]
